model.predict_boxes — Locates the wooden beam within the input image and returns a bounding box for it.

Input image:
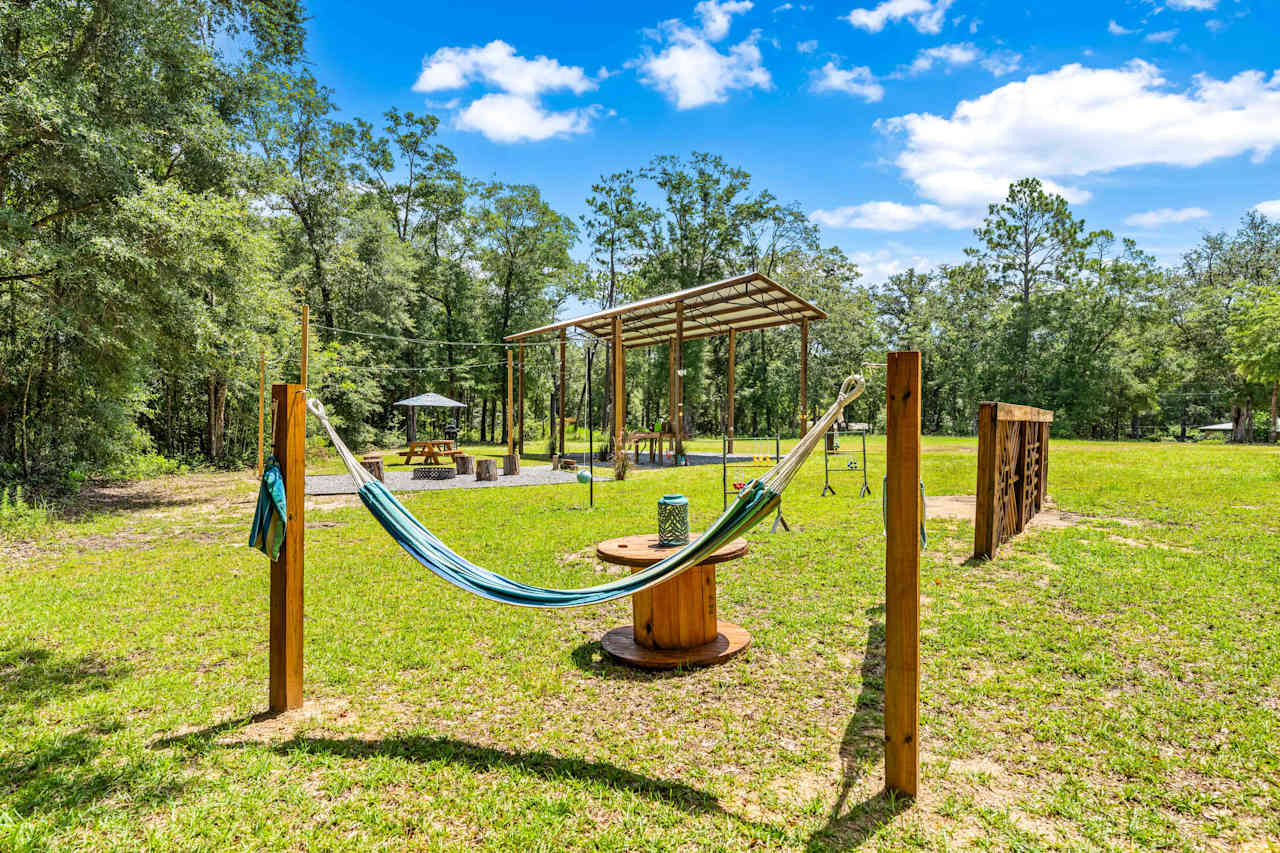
[518,343,525,456]
[559,330,567,456]
[667,340,676,441]
[800,319,809,433]
[269,382,305,712]
[506,350,514,456]
[982,402,1054,423]
[612,316,625,451]
[973,402,998,560]
[727,329,736,453]
[675,302,684,455]
[885,350,921,798]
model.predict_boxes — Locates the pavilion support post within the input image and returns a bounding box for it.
[675,302,684,456]
[884,350,922,798]
[800,319,809,434]
[727,329,736,453]
[269,382,305,712]
[518,343,525,456]
[506,350,514,456]
[612,316,625,454]
[559,330,567,455]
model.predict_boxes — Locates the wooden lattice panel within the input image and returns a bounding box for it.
[974,402,1054,559]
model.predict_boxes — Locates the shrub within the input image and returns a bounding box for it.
[0,486,50,539]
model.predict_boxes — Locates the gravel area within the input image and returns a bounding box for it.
[306,464,582,496]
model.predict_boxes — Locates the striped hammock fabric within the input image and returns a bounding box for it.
[304,374,865,609]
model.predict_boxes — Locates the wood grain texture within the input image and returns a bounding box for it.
[884,351,921,797]
[800,319,808,432]
[517,343,525,456]
[559,330,566,456]
[973,402,998,559]
[612,315,624,450]
[982,402,1054,422]
[595,533,748,567]
[269,383,305,712]
[675,301,684,454]
[505,350,514,456]
[601,621,751,670]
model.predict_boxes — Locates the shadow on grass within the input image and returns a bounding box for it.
[0,645,130,715]
[804,605,911,851]
[568,640,700,681]
[0,646,181,835]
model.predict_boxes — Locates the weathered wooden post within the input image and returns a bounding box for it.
[884,350,921,797]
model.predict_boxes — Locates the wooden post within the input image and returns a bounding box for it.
[506,349,514,456]
[269,382,305,712]
[612,316,625,452]
[884,350,921,797]
[973,402,998,560]
[559,330,567,455]
[1271,381,1277,445]
[517,342,525,456]
[674,302,684,456]
[667,340,676,439]
[300,305,309,388]
[257,350,265,477]
[727,329,736,453]
[799,319,809,433]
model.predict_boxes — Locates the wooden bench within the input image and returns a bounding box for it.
[399,439,466,466]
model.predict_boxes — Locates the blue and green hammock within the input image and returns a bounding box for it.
[257,375,866,609]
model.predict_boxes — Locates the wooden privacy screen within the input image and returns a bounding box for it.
[973,402,1053,559]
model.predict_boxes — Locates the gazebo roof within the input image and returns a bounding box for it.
[505,272,825,348]
[394,392,466,408]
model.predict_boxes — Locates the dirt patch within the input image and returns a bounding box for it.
[926,494,1082,530]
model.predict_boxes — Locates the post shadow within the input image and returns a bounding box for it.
[805,605,911,851]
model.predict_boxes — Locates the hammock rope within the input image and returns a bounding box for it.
[303,374,865,608]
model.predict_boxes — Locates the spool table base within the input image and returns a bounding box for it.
[601,620,751,670]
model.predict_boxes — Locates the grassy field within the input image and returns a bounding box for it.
[1,438,1278,851]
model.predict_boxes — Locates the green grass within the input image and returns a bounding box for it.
[1,438,1278,850]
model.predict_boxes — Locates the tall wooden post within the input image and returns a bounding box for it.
[674,302,684,456]
[667,340,676,437]
[884,350,921,797]
[612,316,625,452]
[559,330,567,455]
[973,402,999,560]
[726,329,736,453]
[800,319,809,433]
[506,350,514,456]
[518,342,525,456]
[269,382,305,712]
[257,351,265,477]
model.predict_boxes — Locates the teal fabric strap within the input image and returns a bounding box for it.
[249,457,287,560]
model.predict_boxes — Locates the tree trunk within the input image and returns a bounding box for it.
[207,375,227,461]
[1230,403,1253,443]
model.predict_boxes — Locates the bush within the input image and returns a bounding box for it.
[0,486,50,538]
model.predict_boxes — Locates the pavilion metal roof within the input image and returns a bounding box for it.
[504,272,826,348]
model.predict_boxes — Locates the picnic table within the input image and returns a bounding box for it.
[627,430,675,464]
[398,439,466,466]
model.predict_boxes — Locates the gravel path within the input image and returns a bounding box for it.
[306,464,582,496]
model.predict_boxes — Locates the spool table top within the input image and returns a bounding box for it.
[595,533,748,568]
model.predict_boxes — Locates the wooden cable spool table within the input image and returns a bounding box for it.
[597,533,752,669]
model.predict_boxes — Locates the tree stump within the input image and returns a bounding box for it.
[455,454,474,475]
[475,458,497,481]
[360,454,385,483]
[502,453,520,475]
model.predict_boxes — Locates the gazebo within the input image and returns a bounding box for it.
[504,272,826,459]
[394,392,465,444]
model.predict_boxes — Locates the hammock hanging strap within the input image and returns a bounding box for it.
[303,374,865,609]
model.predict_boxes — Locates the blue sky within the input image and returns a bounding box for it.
[300,0,1280,280]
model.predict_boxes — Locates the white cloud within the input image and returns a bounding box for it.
[695,0,754,41]
[1167,0,1215,9]
[1108,20,1136,35]
[845,0,953,35]
[810,201,974,230]
[1205,18,1225,33]
[773,1,793,9]
[414,41,596,98]
[849,247,943,280]
[875,60,1280,208]
[1145,29,1178,43]
[639,17,772,109]
[811,61,884,102]
[413,41,603,143]
[901,43,1020,77]
[456,94,599,143]
[1254,200,1280,218]
[797,39,818,53]
[906,43,978,75]
[1123,207,1210,227]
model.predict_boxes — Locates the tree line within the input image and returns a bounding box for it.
[2,0,1277,488]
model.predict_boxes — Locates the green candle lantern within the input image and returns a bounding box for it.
[657,493,690,546]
